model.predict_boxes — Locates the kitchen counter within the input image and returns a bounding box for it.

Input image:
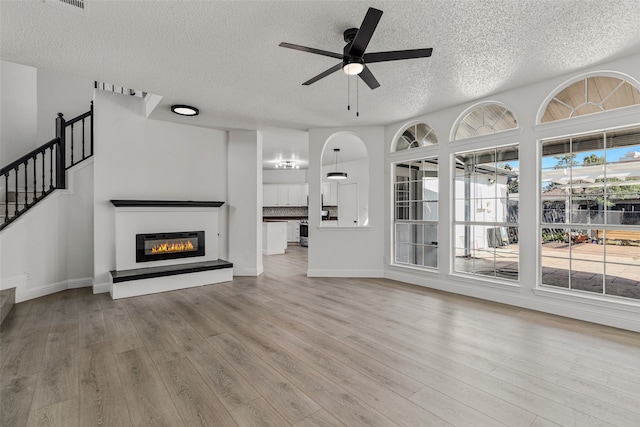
[263,216,307,221]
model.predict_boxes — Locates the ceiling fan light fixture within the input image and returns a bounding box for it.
[343,58,364,75]
[171,104,199,116]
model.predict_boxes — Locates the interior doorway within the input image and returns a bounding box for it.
[338,183,358,226]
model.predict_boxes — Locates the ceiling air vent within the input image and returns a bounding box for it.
[45,0,89,15]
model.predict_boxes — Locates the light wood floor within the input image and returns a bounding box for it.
[2,245,640,426]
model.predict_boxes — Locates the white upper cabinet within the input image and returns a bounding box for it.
[322,181,338,206]
[263,184,308,206]
[263,185,278,206]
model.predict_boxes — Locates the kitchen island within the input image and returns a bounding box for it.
[262,220,287,255]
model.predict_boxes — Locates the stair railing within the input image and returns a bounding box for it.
[1,102,93,230]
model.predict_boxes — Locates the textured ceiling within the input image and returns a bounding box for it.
[2,0,640,134]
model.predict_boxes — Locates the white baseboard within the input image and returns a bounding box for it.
[93,282,111,294]
[307,269,385,278]
[1,274,28,291]
[67,277,93,289]
[233,266,264,276]
[384,268,640,333]
[15,277,93,303]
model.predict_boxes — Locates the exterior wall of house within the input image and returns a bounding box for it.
[92,90,229,292]
[383,52,640,332]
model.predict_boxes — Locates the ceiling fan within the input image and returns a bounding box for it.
[279,7,433,89]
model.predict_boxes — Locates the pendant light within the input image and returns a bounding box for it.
[327,148,347,180]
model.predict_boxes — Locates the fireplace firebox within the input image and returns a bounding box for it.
[136,231,205,263]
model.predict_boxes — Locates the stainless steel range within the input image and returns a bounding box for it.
[299,221,308,247]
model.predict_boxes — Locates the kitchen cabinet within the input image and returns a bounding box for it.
[263,221,287,255]
[287,220,300,242]
[322,181,338,206]
[263,185,278,206]
[277,185,290,205]
[263,184,308,206]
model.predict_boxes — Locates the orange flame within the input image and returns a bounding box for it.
[150,240,195,254]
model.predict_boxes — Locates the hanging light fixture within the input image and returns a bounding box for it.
[327,148,347,180]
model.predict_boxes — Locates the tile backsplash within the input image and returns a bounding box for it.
[263,206,308,217]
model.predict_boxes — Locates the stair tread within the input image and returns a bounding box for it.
[0,288,16,326]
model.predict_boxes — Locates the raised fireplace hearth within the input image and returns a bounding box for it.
[109,199,232,299]
[136,231,205,262]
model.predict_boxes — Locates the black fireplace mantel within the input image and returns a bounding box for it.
[110,200,224,208]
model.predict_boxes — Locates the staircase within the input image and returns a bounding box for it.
[0,103,93,230]
[0,287,15,326]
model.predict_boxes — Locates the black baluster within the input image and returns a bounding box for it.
[90,101,94,156]
[82,117,85,160]
[56,113,65,189]
[33,154,37,202]
[42,149,45,196]
[14,165,19,215]
[49,146,54,190]
[70,123,74,166]
[4,174,8,223]
[24,161,28,207]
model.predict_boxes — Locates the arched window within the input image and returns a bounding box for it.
[541,75,640,123]
[395,123,437,151]
[453,103,518,141]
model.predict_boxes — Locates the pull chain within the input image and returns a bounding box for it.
[347,74,350,111]
[356,75,359,117]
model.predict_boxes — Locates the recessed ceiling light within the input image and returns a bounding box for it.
[171,105,199,116]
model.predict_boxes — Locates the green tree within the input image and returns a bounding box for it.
[583,154,605,165]
[553,154,578,169]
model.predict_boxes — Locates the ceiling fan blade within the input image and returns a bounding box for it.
[358,66,380,89]
[348,7,383,57]
[279,42,343,59]
[364,48,433,63]
[302,63,343,86]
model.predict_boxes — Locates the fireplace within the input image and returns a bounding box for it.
[136,231,205,263]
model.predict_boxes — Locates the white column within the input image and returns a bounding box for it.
[228,130,263,275]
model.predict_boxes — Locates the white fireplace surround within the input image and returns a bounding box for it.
[109,200,232,298]
[114,206,219,271]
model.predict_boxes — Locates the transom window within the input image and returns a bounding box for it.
[541,75,640,123]
[394,158,439,269]
[453,145,520,281]
[395,123,438,151]
[453,103,518,141]
[540,126,640,300]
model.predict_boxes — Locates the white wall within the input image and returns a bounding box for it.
[228,130,263,276]
[0,61,37,165]
[263,169,307,184]
[36,67,93,144]
[384,52,640,332]
[0,62,94,302]
[308,127,385,277]
[0,61,93,167]
[0,160,94,302]
[93,91,228,291]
